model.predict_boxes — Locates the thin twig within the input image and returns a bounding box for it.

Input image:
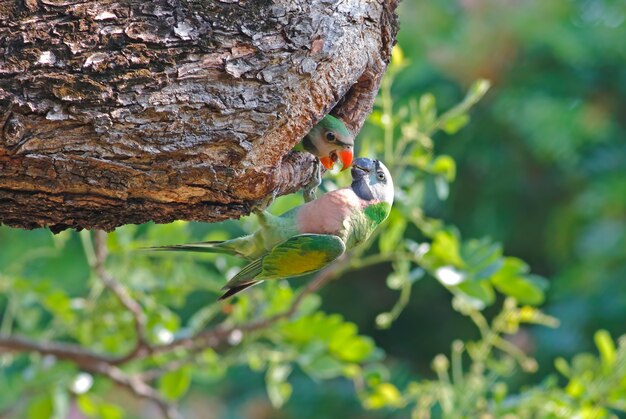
[0,335,117,366]
[90,231,151,362]
[0,335,180,419]
[87,362,181,419]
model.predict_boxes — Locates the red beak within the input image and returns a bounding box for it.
[338,149,353,171]
[320,156,334,170]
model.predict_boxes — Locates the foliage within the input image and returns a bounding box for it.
[2,1,626,417]
[396,0,626,363]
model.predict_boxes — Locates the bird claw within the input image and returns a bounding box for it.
[302,159,322,203]
[303,186,317,202]
[252,189,278,215]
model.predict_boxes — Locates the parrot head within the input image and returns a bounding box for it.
[351,158,394,205]
[304,115,354,171]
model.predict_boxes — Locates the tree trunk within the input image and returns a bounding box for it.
[0,0,399,232]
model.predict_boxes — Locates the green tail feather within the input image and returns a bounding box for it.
[148,241,234,254]
[147,235,256,259]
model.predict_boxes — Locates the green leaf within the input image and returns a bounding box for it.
[266,364,292,408]
[27,394,53,419]
[430,155,456,182]
[77,395,123,419]
[442,113,470,134]
[368,110,385,128]
[159,366,192,401]
[196,348,227,382]
[554,357,571,378]
[461,239,503,274]
[77,394,98,416]
[363,383,404,409]
[427,231,464,268]
[434,176,449,200]
[456,281,496,307]
[267,382,292,409]
[594,330,616,370]
[52,387,69,419]
[363,363,390,386]
[419,93,437,129]
[390,45,406,67]
[467,79,491,101]
[302,355,345,380]
[42,290,75,323]
[493,276,545,305]
[491,260,546,305]
[98,403,124,419]
[263,285,294,316]
[332,337,376,363]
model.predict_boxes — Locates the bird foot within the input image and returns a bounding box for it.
[303,186,317,203]
[302,159,322,203]
[252,189,278,215]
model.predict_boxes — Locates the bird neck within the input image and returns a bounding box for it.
[364,201,392,225]
[352,177,374,201]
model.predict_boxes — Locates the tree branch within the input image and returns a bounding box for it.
[85,362,181,419]
[90,230,152,362]
[0,335,179,418]
[0,0,399,231]
[0,253,349,417]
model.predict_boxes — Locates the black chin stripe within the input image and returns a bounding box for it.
[352,178,374,201]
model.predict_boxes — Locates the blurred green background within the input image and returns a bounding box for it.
[392,0,626,362]
[1,0,625,418]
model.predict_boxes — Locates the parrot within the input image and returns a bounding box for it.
[152,158,393,300]
[298,114,354,202]
[301,114,354,172]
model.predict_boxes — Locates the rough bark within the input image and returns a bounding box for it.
[0,0,399,232]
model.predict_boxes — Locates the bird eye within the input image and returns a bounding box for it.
[325,132,336,142]
[376,171,385,181]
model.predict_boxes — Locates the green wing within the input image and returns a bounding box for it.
[223,234,345,288]
[260,234,346,279]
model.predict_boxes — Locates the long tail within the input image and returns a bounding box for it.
[148,241,237,255]
[146,236,254,259]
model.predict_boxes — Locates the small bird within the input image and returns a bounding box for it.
[299,115,354,202]
[153,158,394,300]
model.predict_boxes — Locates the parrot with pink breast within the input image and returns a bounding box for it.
[152,158,394,299]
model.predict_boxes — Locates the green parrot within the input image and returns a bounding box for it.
[153,158,393,300]
[301,114,354,171]
[298,115,354,202]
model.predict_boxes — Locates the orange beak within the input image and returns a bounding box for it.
[338,149,353,171]
[320,156,334,170]
[319,150,353,171]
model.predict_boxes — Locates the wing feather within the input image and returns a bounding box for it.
[219,234,345,300]
[259,234,345,280]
